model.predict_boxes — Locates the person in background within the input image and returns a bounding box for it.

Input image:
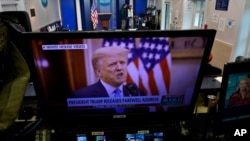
[228,77,250,106]
[120,3,128,30]
[204,53,222,76]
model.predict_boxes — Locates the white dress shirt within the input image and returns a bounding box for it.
[100,80,125,97]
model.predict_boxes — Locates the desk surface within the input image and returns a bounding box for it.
[200,76,222,90]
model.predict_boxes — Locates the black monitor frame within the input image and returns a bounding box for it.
[216,61,250,135]
[21,29,216,129]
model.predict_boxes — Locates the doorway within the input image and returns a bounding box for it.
[164,2,171,29]
[192,0,205,29]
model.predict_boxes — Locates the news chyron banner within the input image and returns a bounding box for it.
[42,44,88,50]
[67,95,184,109]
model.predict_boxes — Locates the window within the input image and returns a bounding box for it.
[192,0,205,29]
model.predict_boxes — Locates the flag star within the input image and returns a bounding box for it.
[127,43,134,49]
[142,52,147,58]
[148,53,153,59]
[150,43,155,50]
[104,42,110,47]
[144,42,150,49]
[120,42,126,47]
[164,45,169,52]
[113,41,118,46]
[128,53,132,59]
[155,54,160,60]
[157,44,162,51]
[146,62,151,69]
[159,37,164,40]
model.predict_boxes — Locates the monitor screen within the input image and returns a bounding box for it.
[75,131,163,141]
[22,30,216,127]
[126,132,164,141]
[218,61,250,123]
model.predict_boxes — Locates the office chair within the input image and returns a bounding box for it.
[0,12,31,132]
[0,11,32,32]
[0,11,32,61]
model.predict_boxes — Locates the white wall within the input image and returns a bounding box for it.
[0,0,61,31]
[25,0,61,31]
[161,0,249,64]
[232,0,250,59]
[0,0,26,11]
[206,0,243,44]
[205,0,249,62]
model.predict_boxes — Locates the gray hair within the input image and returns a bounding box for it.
[92,46,130,70]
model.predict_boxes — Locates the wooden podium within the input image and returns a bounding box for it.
[98,13,112,30]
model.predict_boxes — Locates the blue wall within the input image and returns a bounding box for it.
[134,0,147,16]
[60,0,77,30]
[81,0,91,30]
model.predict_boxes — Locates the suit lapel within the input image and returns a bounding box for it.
[95,80,109,97]
[123,85,130,96]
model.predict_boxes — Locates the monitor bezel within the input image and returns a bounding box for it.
[216,61,250,134]
[21,29,216,127]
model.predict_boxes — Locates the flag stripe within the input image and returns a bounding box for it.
[148,70,159,95]
[127,62,138,83]
[126,73,133,84]
[139,74,147,96]
[160,58,171,94]
[153,63,167,95]
[138,60,151,95]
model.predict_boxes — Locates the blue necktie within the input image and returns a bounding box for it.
[114,88,121,97]
[113,88,124,113]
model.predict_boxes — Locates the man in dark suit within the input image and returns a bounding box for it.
[71,46,141,98]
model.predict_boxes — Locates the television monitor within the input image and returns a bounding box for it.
[216,61,250,137]
[21,30,216,138]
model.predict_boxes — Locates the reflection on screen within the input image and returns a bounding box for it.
[96,135,106,141]
[126,132,163,141]
[76,134,87,141]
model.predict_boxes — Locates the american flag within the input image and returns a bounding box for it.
[102,37,171,96]
[137,37,171,95]
[91,0,98,30]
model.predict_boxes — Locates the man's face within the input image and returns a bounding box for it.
[96,54,128,87]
